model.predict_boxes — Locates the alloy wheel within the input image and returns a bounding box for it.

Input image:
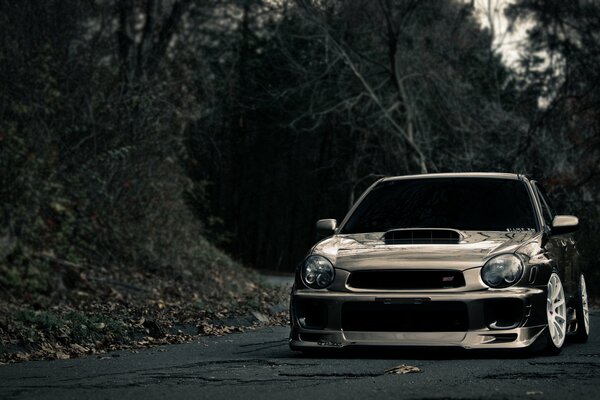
[546,273,567,348]
[580,274,590,335]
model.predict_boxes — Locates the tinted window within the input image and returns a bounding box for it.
[341,178,537,233]
[535,184,554,226]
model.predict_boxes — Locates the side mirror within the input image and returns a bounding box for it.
[316,219,337,237]
[551,215,579,236]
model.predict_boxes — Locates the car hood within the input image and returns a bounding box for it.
[311,230,542,271]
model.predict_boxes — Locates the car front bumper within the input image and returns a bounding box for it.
[289,287,548,350]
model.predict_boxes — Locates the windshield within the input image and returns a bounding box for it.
[340,178,538,233]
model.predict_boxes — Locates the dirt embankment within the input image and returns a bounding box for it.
[0,250,289,363]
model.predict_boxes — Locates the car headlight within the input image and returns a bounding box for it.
[301,255,335,289]
[481,254,524,288]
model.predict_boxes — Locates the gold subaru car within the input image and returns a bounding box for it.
[289,173,589,354]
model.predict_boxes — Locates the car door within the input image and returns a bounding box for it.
[533,182,578,294]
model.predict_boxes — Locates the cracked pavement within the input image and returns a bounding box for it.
[1,314,599,400]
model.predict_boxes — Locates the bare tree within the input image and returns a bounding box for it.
[118,0,192,83]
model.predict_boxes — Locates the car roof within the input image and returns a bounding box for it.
[380,172,524,182]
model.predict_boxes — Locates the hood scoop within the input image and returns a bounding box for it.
[383,228,462,245]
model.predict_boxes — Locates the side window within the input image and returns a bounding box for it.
[535,184,554,227]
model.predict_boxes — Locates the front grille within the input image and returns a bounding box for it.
[342,301,468,332]
[347,270,465,290]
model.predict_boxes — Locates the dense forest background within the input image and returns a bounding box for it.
[1,0,599,289]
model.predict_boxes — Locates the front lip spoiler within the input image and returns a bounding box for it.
[290,326,547,350]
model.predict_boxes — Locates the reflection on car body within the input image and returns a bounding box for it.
[289,173,589,354]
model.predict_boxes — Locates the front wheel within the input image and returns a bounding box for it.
[537,273,567,355]
[573,274,590,343]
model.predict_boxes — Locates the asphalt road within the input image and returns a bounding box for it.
[1,315,599,400]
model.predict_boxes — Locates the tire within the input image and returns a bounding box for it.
[536,273,567,355]
[572,274,590,343]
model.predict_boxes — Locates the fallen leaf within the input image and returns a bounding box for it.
[70,343,89,353]
[385,364,421,374]
[251,311,270,323]
[55,351,70,360]
[50,201,67,213]
[526,391,543,396]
